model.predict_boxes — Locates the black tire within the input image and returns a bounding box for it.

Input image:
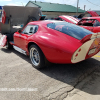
[29,45,45,69]
[6,41,13,49]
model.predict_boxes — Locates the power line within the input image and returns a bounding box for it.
[86,0,100,7]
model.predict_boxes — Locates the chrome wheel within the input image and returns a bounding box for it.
[30,47,40,66]
[29,45,46,69]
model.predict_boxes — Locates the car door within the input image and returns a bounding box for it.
[15,25,38,51]
[86,26,94,32]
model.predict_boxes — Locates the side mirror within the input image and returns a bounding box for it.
[18,30,22,33]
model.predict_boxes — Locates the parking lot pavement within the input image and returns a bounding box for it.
[0,37,100,99]
[64,56,100,100]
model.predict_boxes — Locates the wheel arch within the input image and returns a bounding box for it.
[27,42,45,56]
[28,42,49,68]
[28,42,39,50]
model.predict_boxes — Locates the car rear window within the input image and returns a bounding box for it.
[47,22,93,40]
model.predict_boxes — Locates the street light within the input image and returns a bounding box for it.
[84,5,86,10]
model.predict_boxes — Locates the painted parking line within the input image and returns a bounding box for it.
[94,55,100,57]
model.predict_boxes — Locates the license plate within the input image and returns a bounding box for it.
[88,48,96,55]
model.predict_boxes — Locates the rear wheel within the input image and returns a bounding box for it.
[29,45,45,69]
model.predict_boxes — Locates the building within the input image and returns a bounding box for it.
[26,1,85,18]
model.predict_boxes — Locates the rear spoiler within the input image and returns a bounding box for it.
[81,33,100,43]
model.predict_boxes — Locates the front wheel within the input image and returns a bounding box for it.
[29,45,45,69]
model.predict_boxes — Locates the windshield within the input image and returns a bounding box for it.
[84,13,91,17]
[47,22,93,40]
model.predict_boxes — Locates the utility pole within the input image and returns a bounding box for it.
[84,5,86,11]
[76,0,79,16]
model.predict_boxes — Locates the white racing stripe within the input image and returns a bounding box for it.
[62,16,78,24]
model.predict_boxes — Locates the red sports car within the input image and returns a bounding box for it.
[77,17,100,33]
[56,16,100,33]
[75,11,99,20]
[0,20,100,69]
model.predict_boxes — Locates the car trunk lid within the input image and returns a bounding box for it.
[71,33,100,63]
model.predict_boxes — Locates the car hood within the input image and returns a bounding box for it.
[59,15,79,24]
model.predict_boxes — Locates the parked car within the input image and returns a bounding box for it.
[77,11,99,20]
[55,11,99,23]
[0,20,100,69]
[77,17,100,33]
[56,15,100,33]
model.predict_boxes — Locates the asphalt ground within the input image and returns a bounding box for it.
[0,34,100,100]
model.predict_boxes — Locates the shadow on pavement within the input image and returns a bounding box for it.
[1,47,100,96]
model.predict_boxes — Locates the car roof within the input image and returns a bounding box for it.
[82,17,100,22]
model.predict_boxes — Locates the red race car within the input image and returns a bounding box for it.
[56,16,100,33]
[0,20,100,69]
[77,17,100,33]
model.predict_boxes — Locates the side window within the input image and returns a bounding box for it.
[22,25,30,34]
[94,20,100,27]
[22,25,38,34]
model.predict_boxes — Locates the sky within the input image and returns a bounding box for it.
[0,0,100,11]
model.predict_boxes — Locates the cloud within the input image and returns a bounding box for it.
[63,0,77,5]
[5,3,18,6]
[0,0,12,2]
[44,0,77,5]
[5,2,25,6]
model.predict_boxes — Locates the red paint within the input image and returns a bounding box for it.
[75,53,78,57]
[2,10,6,24]
[78,48,81,52]
[87,11,99,17]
